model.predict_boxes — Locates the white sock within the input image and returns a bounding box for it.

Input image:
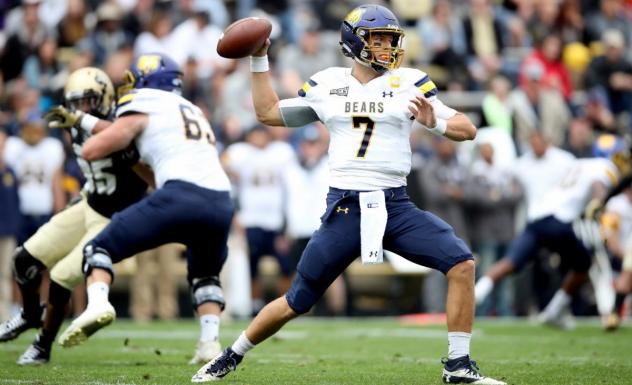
[199,314,220,342]
[448,332,471,360]
[543,289,571,317]
[474,276,494,305]
[86,282,109,309]
[231,331,255,356]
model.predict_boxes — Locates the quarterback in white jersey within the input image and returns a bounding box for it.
[475,134,628,329]
[56,54,234,366]
[194,5,505,385]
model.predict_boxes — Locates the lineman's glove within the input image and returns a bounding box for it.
[44,106,84,130]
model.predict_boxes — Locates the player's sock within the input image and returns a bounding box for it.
[614,292,627,314]
[474,276,494,305]
[86,282,110,309]
[231,331,255,356]
[542,289,571,318]
[41,280,71,346]
[199,314,220,342]
[447,332,471,360]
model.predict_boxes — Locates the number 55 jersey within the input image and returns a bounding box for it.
[279,67,457,190]
[116,88,231,192]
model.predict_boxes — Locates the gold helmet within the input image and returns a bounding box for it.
[64,67,115,119]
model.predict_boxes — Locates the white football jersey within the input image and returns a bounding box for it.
[279,67,456,190]
[604,194,632,246]
[226,141,296,230]
[4,136,64,215]
[116,88,230,191]
[530,158,618,223]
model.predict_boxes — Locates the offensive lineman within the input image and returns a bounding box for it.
[475,134,629,328]
[194,5,505,385]
[56,54,234,366]
[0,68,148,364]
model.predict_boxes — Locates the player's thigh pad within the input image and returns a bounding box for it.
[383,201,472,274]
[23,199,88,268]
[50,205,110,290]
[287,196,361,314]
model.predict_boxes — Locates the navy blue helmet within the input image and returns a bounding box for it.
[119,53,183,97]
[339,5,405,74]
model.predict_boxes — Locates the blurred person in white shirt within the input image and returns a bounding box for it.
[223,125,297,314]
[3,115,65,244]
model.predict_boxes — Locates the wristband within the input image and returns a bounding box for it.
[80,114,99,135]
[250,55,269,73]
[412,118,447,136]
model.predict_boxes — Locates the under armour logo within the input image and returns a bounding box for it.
[369,250,378,257]
[336,206,349,214]
[382,91,393,98]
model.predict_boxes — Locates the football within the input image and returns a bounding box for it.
[216,17,272,59]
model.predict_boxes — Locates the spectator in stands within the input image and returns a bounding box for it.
[585,29,632,121]
[168,4,229,80]
[585,0,632,59]
[130,244,183,322]
[418,137,469,312]
[3,116,64,244]
[22,36,66,111]
[556,0,587,44]
[508,61,571,149]
[223,125,297,315]
[519,33,574,101]
[466,140,523,316]
[462,0,505,87]
[133,10,173,56]
[76,2,133,66]
[565,116,596,157]
[277,23,338,98]
[481,75,513,135]
[416,0,467,87]
[1,80,41,136]
[0,0,51,82]
[0,129,20,320]
[57,0,89,48]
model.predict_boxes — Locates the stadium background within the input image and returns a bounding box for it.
[1,0,632,323]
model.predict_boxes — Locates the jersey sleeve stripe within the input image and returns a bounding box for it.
[298,79,318,97]
[606,168,619,186]
[414,76,429,87]
[420,80,437,97]
[117,93,135,107]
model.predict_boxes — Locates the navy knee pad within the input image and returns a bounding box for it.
[13,246,46,286]
[191,276,225,310]
[83,243,115,280]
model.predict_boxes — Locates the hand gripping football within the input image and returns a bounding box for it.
[216,17,272,59]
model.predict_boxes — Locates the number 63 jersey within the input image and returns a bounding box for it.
[116,88,231,192]
[279,67,457,190]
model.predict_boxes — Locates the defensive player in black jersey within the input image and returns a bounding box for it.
[0,68,148,364]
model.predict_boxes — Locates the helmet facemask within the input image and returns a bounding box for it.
[355,27,405,73]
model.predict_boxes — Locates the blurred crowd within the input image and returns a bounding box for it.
[1,0,632,320]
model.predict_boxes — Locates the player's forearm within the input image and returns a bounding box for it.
[251,72,284,126]
[91,119,112,134]
[444,113,476,142]
[83,116,146,160]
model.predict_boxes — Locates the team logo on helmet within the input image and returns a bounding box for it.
[136,55,162,75]
[345,8,366,26]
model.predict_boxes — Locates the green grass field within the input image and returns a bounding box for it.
[1,318,631,385]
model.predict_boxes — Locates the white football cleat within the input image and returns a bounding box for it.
[58,303,116,347]
[190,340,222,365]
[536,306,576,331]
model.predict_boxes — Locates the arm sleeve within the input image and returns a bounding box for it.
[278,98,320,127]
